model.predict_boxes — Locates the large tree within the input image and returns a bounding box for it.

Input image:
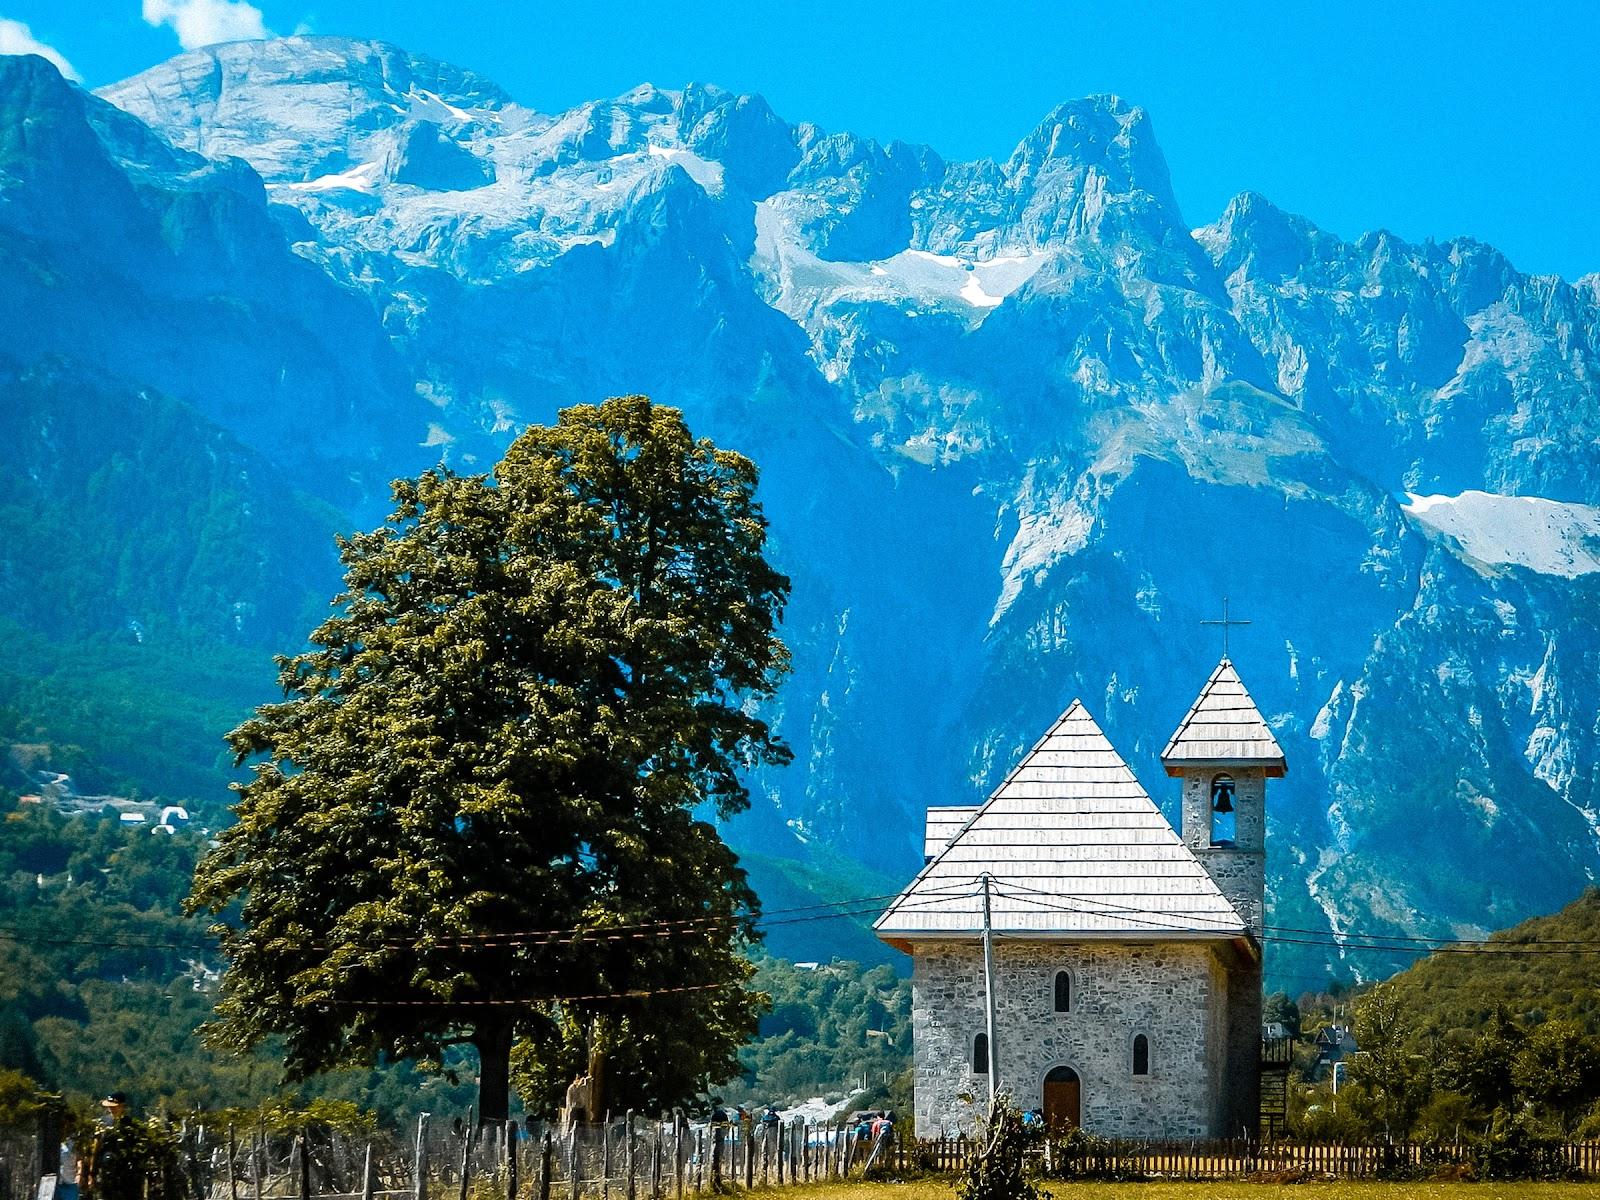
[189,395,791,1123]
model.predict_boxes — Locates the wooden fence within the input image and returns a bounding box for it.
[889,1133,1600,1182]
[15,1118,1600,1199]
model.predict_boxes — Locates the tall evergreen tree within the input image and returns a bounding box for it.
[189,396,790,1123]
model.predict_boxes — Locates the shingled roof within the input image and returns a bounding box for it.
[924,806,979,861]
[1160,659,1286,777]
[875,701,1247,948]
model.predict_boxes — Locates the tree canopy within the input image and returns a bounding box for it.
[189,396,791,1123]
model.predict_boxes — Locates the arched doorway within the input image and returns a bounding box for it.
[1042,1065,1081,1130]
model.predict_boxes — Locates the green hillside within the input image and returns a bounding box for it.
[1381,887,1600,1035]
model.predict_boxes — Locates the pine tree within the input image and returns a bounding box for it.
[188,395,791,1123]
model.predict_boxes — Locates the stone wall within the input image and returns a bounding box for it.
[910,938,1233,1138]
[1180,767,1266,936]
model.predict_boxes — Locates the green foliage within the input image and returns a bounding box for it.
[955,1096,1038,1200]
[0,1067,67,1130]
[1381,887,1600,1035]
[726,955,910,1107]
[1472,1107,1572,1181]
[190,396,791,1123]
[1349,984,1429,1138]
[1263,991,1301,1038]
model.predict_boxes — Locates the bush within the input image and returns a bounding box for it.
[1472,1107,1573,1181]
[955,1096,1038,1200]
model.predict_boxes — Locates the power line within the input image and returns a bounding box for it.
[985,885,1600,958]
[0,885,974,956]
[341,982,734,1008]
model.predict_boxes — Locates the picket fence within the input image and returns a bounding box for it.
[166,1123,1600,1193]
[16,1118,1600,1200]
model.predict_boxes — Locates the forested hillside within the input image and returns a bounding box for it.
[0,796,904,1118]
[1380,888,1600,1035]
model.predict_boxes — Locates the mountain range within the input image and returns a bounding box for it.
[3,36,1599,983]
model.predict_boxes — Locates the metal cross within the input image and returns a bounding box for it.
[1201,596,1251,659]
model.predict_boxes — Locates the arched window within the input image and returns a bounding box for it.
[1210,773,1237,846]
[973,1032,990,1074]
[1053,970,1071,1013]
[1132,1033,1150,1077]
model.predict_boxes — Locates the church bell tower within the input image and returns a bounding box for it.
[1160,657,1285,940]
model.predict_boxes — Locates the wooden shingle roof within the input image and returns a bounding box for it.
[924,806,979,860]
[875,701,1247,946]
[1160,659,1286,777]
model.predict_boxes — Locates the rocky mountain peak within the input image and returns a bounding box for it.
[97,36,516,183]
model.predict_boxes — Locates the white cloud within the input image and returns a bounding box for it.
[142,0,272,50]
[0,17,81,81]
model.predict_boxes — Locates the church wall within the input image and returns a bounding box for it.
[1223,956,1264,1136]
[1182,768,1266,936]
[911,938,1232,1139]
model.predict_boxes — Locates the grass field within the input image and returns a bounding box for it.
[765,1185,1600,1200]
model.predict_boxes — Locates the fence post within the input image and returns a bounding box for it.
[742,1121,753,1192]
[363,1144,376,1200]
[650,1119,663,1200]
[507,1123,519,1200]
[251,1125,264,1200]
[415,1115,432,1200]
[566,1126,580,1200]
[298,1131,311,1200]
[672,1113,684,1200]
[602,1113,612,1200]
[458,1123,474,1200]
[228,1125,241,1200]
[624,1113,635,1200]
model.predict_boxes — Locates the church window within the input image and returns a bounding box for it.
[1209,773,1237,846]
[1132,1033,1150,1076]
[1053,970,1071,1013]
[973,1033,989,1074]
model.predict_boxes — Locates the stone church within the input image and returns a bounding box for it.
[875,659,1284,1138]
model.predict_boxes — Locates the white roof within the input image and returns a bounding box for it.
[924,806,979,859]
[876,701,1247,945]
[1161,659,1285,776]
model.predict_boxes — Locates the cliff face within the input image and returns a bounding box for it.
[4,39,1599,979]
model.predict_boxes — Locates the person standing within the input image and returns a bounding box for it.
[82,1094,145,1200]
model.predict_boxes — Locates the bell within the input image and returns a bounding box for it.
[1212,786,1234,814]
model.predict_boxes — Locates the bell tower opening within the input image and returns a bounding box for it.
[1210,773,1236,846]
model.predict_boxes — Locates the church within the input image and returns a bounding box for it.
[874,658,1283,1139]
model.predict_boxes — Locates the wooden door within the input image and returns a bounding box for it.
[1042,1068,1080,1130]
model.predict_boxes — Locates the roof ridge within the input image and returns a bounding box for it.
[887,698,1088,909]
[1160,657,1286,774]
[876,699,1247,941]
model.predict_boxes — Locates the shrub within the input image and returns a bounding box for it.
[954,1095,1038,1200]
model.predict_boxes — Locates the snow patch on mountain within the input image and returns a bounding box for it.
[646,144,724,194]
[288,162,382,194]
[753,200,1049,333]
[1403,491,1600,578]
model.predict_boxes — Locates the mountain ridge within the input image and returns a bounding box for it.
[2,40,1598,984]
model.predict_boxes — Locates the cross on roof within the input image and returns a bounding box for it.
[1200,596,1251,658]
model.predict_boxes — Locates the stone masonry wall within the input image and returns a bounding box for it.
[1180,768,1266,936]
[911,939,1231,1138]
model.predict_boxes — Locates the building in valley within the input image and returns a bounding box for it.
[874,658,1283,1138]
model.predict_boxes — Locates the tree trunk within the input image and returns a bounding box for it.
[587,1017,613,1120]
[475,1018,514,1127]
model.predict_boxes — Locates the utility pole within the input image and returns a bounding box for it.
[980,872,1000,1105]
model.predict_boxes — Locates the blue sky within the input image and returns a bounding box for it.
[6,0,1598,280]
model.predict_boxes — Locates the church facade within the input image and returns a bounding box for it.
[875,660,1284,1139]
